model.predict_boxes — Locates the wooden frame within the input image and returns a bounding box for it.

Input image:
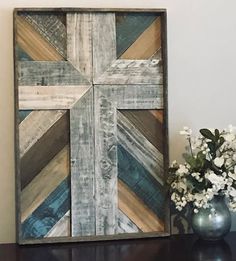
[14,8,169,244]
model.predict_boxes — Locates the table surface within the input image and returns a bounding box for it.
[1,232,236,261]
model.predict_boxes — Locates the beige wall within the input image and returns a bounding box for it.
[1,0,236,243]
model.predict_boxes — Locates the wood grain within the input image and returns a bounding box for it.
[118,180,164,232]
[23,13,67,58]
[46,211,70,237]
[19,110,66,158]
[16,15,64,61]
[94,59,163,85]
[118,210,139,234]
[19,85,90,109]
[94,88,118,236]
[20,111,69,189]
[93,13,116,81]
[18,61,90,86]
[21,146,69,223]
[70,88,95,236]
[117,111,163,185]
[95,84,163,110]
[120,18,161,59]
[67,13,92,81]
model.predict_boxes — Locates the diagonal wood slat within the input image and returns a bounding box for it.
[46,211,70,237]
[118,210,139,234]
[16,16,64,61]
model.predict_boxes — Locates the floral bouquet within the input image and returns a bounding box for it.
[168,126,236,213]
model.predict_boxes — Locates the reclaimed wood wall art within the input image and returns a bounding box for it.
[14,8,169,244]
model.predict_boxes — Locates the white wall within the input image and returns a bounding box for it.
[1,0,236,243]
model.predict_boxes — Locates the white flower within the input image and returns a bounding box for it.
[230,188,236,197]
[179,126,192,137]
[228,124,236,133]
[194,209,199,213]
[228,172,236,180]
[177,164,189,175]
[224,133,235,142]
[214,157,224,168]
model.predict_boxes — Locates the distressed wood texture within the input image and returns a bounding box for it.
[118,180,164,232]
[16,15,64,61]
[118,210,139,234]
[20,111,69,189]
[117,111,163,185]
[19,110,66,158]
[22,13,67,58]
[21,146,69,222]
[19,85,90,109]
[18,61,90,86]
[46,211,70,237]
[94,89,118,235]
[95,84,163,109]
[70,88,95,236]
[120,17,161,59]
[67,13,93,81]
[95,59,163,85]
[93,13,116,81]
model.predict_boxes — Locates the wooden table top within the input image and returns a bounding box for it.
[1,232,236,261]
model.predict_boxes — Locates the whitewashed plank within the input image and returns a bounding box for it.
[21,146,69,223]
[94,88,118,235]
[94,59,163,85]
[46,211,70,237]
[18,61,90,86]
[70,88,95,236]
[19,85,90,109]
[67,13,92,81]
[118,210,139,234]
[93,13,116,81]
[19,110,66,158]
[95,84,163,109]
[117,111,164,185]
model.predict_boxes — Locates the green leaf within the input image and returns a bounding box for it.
[200,128,216,141]
[183,153,196,169]
[215,129,220,140]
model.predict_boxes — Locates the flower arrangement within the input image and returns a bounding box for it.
[168,126,236,213]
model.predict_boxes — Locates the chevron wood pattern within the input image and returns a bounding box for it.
[14,9,168,244]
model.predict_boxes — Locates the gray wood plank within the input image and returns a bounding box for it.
[94,59,163,85]
[67,13,93,82]
[117,111,164,185]
[22,14,67,58]
[46,211,70,237]
[18,61,90,86]
[70,88,95,236]
[94,88,118,236]
[95,84,163,109]
[93,13,116,81]
[118,210,139,234]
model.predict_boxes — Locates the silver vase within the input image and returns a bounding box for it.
[191,195,231,240]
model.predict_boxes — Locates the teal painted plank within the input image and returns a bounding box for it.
[19,110,32,123]
[21,178,70,239]
[116,13,159,58]
[15,45,33,61]
[117,144,164,220]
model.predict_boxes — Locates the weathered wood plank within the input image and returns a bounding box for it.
[22,14,67,58]
[67,13,92,81]
[16,15,64,61]
[95,84,163,110]
[15,44,33,61]
[18,61,90,86]
[94,88,118,235]
[19,110,66,158]
[19,85,90,109]
[94,59,163,85]
[116,13,158,57]
[118,180,164,232]
[120,18,161,59]
[93,13,116,81]
[117,111,163,185]
[46,211,70,237]
[120,110,164,152]
[118,144,165,221]
[20,112,69,189]
[19,110,31,123]
[70,88,95,236]
[150,109,163,123]
[21,146,70,223]
[118,210,139,234]
[22,177,70,239]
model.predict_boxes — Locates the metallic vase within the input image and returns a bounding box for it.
[191,196,231,240]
